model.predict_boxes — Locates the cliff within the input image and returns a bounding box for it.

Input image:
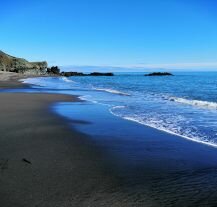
[0,50,47,75]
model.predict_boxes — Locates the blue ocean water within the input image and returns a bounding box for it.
[22,72,217,147]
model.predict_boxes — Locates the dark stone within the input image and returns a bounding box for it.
[60,71,114,77]
[145,72,173,76]
[47,66,60,74]
[89,72,114,76]
[22,158,32,164]
[60,72,86,77]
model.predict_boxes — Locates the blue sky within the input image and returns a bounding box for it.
[1,0,217,70]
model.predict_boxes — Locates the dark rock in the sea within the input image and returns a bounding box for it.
[47,66,60,75]
[145,72,173,76]
[0,50,47,75]
[60,71,114,77]
[89,72,114,76]
[60,72,86,77]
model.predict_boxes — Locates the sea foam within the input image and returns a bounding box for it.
[169,97,217,110]
[94,88,130,96]
[61,77,75,83]
[109,106,217,148]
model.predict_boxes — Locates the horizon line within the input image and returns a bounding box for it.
[59,62,217,71]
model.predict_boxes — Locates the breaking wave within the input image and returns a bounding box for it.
[94,88,130,96]
[61,77,76,83]
[169,97,217,110]
[109,106,217,148]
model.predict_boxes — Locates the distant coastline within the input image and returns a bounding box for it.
[1,50,175,77]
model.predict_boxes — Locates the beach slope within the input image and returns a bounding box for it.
[0,76,126,206]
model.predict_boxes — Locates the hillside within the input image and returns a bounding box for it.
[0,51,47,74]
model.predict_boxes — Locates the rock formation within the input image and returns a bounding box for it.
[0,50,47,75]
[60,71,114,77]
[145,72,173,76]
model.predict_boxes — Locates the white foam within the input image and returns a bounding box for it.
[61,77,75,83]
[79,95,99,104]
[169,97,217,110]
[109,109,217,148]
[94,88,130,96]
[112,105,126,109]
[79,95,111,106]
[20,78,47,87]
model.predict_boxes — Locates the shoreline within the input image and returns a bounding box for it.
[117,115,217,149]
[19,74,217,149]
[2,72,217,206]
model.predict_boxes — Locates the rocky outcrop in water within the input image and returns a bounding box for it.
[0,50,47,75]
[47,66,60,75]
[145,72,173,76]
[60,71,114,77]
[60,72,85,77]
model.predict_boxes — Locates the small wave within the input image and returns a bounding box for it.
[112,105,126,109]
[79,95,99,104]
[79,95,111,106]
[169,97,217,110]
[109,110,217,148]
[20,78,46,87]
[61,77,75,83]
[94,88,130,96]
[20,78,35,84]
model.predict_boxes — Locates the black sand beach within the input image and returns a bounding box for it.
[1,73,217,206]
[0,74,124,206]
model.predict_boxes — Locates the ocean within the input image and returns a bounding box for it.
[22,71,217,147]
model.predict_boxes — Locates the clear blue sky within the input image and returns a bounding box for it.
[1,0,217,70]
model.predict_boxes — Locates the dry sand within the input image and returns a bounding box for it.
[0,72,29,88]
